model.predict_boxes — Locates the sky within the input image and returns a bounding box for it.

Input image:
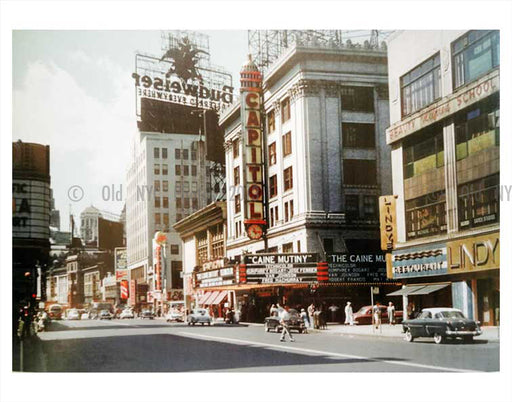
[12,30,248,232]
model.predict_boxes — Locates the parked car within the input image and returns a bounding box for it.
[402,307,482,344]
[140,310,155,320]
[48,304,63,320]
[66,309,81,320]
[264,309,306,333]
[99,309,113,320]
[165,310,184,322]
[187,308,212,326]
[352,305,403,325]
[80,311,90,320]
[120,309,135,319]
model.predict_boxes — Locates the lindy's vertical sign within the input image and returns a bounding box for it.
[379,195,397,251]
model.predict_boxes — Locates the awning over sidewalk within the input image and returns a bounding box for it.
[202,291,219,305]
[211,290,228,305]
[387,283,449,296]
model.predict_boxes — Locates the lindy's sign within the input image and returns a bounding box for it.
[447,232,499,274]
[387,71,499,144]
[379,195,397,251]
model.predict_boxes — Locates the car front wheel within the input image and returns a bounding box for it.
[264,323,270,332]
[433,333,444,344]
[404,329,414,342]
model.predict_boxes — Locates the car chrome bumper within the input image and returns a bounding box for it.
[445,330,482,336]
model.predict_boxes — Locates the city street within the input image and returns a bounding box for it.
[22,319,499,372]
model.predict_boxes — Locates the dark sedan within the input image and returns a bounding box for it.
[264,309,306,333]
[140,310,155,320]
[402,307,482,344]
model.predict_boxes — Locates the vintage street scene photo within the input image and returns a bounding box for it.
[3,2,511,401]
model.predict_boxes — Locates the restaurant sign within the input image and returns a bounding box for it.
[390,243,447,279]
[447,232,499,274]
[327,253,389,283]
[243,253,318,284]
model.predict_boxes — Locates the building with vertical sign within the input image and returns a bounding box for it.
[385,31,499,325]
[126,32,233,312]
[13,140,51,319]
[219,37,394,320]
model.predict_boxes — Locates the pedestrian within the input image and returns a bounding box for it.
[279,305,295,342]
[372,302,382,330]
[270,304,278,317]
[387,302,395,325]
[328,303,339,322]
[300,308,309,333]
[344,301,354,325]
[307,303,315,329]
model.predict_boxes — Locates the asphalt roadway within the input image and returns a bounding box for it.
[22,318,499,372]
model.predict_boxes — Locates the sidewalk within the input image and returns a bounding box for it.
[241,322,499,342]
[308,323,499,342]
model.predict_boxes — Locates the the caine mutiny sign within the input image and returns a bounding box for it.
[379,195,397,251]
[327,253,388,283]
[243,253,319,284]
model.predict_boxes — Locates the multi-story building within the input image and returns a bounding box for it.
[80,205,102,246]
[219,40,394,318]
[385,30,499,325]
[126,103,224,312]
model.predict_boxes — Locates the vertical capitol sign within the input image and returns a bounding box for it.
[240,55,266,239]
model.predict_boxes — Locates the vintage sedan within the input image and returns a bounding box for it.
[402,307,482,344]
[119,309,135,319]
[140,310,155,320]
[99,309,113,320]
[187,308,212,326]
[264,309,306,333]
[352,305,403,325]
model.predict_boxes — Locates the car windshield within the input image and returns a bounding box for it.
[355,307,369,314]
[436,311,465,319]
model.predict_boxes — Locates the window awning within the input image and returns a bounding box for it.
[211,291,228,305]
[197,293,210,305]
[387,283,449,296]
[202,291,219,305]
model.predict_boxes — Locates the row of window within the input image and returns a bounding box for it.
[269,167,293,198]
[176,198,199,210]
[268,199,294,228]
[154,164,199,176]
[153,180,200,193]
[401,30,499,117]
[153,147,197,160]
[405,174,499,240]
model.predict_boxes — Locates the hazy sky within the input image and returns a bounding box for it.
[13,30,248,231]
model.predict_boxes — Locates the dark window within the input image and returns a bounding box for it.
[284,201,289,222]
[323,238,334,254]
[283,167,293,191]
[343,160,377,185]
[183,198,190,209]
[269,175,278,198]
[191,150,197,160]
[154,197,160,208]
[340,86,374,112]
[405,191,447,240]
[267,110,275,133]
[155,213,161,225]
[182,149,189,160]
[183,165,189,176]
[458,174,499,230]
[403,126,444,179]
[154,180,160,192]
[401,53,441,116]
[154,148,160,158]
[162,164,168,175]
[289,200,294,220]
[233,138,240,158]
[281,98,291,122]
[175,149,181,159]
[191,165,197,176]
[452,30,499,89]
[282,132,292,156]
[162,181,168,192]
[175,165,181,176]
[235,194,241,213]
[162,148,167,159]
[345,195,359,218]
[363,196,378,219]
[171,261,183,289]
[171,245,179,255]
[192,198,198,209]
[163,213,169,226]
[269,142,277,166]
[163,197,169,208]
[282,242,293,253]
[154,163,160,175]
[234,166,240,185]
[176,198,182,208]
[342,124,375,148]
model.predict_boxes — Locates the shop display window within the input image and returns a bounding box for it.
[458,174,499,230]
[405,190,447,240]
